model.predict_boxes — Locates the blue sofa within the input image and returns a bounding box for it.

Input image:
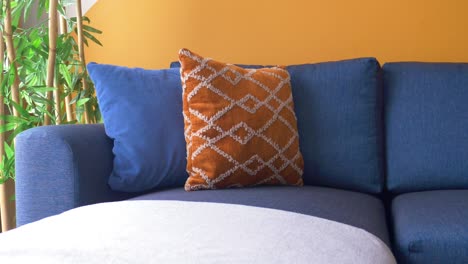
[15,60,468,264]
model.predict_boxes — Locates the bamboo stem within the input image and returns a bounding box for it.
[1,0,20,231]
[64,95,73,122]
[44,0,59,126]
[53,12,63,125]
[76,0,91,124]
[53,15,61,125]
[0,30,6,233]
[0,31,5,171]
[53,78,61,124]
[4,0,21,116]
[0,179,15,233]
[60,15,74,122]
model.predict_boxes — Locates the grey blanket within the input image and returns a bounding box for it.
[0,201,396,263]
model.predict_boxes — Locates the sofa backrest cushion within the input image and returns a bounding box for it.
[287,59,384,194]
[384,62,468,193]
[172,58,384,194]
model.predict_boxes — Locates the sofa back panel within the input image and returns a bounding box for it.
[384,62,468,193]
[172,58,384,194]
[287,59,384,194]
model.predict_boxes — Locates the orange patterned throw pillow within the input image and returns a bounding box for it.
[179,49,304,191]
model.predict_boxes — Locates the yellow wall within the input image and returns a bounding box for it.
[86,0,468,69]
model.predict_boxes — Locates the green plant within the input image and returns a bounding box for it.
[0,0,102,183]
[0,0,102,231]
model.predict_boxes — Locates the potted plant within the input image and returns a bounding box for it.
[0,0,102,232]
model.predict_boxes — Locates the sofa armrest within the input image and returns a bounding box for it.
[15,124,135,226]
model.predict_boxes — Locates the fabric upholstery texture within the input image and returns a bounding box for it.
[287,59,384,193]
[174,57,384,194]
[171,61,269,69]
[15,124,136,226]
[0,201,396,264]
[179,49,304,190]
[392,190,468,264]
[132,185,390,245]
[87,63,188,192]
[384,62,468,193]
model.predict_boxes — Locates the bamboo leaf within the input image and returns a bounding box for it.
[82,25,102,34]
[70,16,90,23]
[82,31,102,46]
[30,94,54,105]
[10,101,30,119]
[74,27,89,46]
[23,0,36,22]
[61,0,76,6]
[37,0,49,18]
[59,64,72,87]
[0,115,28,124]
[0,74,10,93]
[76,98,90,107]
[0,123,17,133]
[69,90,86,104]
[28,86,57,93]
[4,142,14,160]
[57,3,66,17]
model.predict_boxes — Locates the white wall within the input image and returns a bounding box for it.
[24,0,98,28]
[66,0,98,18]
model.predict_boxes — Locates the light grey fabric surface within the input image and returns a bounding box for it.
[132,186,390,244]
[0,201,396,264]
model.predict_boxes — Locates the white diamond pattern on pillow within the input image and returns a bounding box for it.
[179,48,304,191]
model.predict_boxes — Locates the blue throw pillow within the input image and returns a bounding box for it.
[88,63,188,192]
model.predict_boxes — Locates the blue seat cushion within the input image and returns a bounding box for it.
[172,58,385,194]
[132,185,390,245]
[384,62,468,193]
[392,190,468,264]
